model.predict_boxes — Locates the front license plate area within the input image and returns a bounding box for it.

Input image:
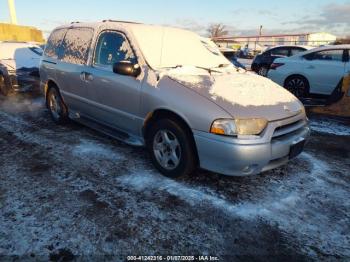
[289,140,305,159]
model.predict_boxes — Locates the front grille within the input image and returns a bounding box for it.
[273,119,306,139]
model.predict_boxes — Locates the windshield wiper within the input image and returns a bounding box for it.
[195,66,223,74]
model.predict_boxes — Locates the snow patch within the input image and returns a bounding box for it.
[310,118,350,136]
[118,172,300,220]
[72,139,122,160]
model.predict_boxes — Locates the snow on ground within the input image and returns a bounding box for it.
[0,93,349,260]
[309,117,350,136]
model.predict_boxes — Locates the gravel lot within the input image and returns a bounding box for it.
[0,93,349,261]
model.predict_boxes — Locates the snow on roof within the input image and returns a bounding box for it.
[54,21,229,70]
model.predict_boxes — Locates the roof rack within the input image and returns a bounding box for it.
[102,19,141,24]
[70,21,80,24]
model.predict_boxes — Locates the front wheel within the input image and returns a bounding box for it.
[284,76,309,98]
[46,87,68,124]
[147,119,197,178]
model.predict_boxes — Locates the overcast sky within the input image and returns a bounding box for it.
[0,0,349,37]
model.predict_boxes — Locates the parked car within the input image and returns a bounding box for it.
[252,45,312,76]
[0,41,43,96]
[268,45,350,98]
[219,48,246,70]
[40,21,310,178]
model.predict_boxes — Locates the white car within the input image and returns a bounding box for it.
[0,41,43,96]
[268,45,350,97]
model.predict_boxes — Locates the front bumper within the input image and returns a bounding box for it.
[193,114,310,176]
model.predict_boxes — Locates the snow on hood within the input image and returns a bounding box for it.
[162,66,302,121]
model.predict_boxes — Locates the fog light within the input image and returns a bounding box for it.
[242,165,259,174]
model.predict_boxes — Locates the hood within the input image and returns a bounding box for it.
[163,66,303,121]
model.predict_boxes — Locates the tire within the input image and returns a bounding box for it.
[46,86,69,124]
[0,74,13,96]
[257,66,268,77]
[146,118,197,178]
[284,76,309,98]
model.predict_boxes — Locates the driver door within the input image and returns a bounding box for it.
[83,31,142,134]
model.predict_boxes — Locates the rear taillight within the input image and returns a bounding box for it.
[270,63,284,70]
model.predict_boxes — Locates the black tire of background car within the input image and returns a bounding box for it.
[47,87,69,124]
[147,119,197,178]
[258,66,269,77]
[0,74,14,96]
[284,75,310,98]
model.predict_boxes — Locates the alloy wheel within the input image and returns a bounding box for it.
[153,129,182,170]
[286,77,307,97]
[49,90,61,120]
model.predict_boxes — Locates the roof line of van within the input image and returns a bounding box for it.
[101,20,143,24]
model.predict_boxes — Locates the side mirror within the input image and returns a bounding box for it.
[113,61,141,77]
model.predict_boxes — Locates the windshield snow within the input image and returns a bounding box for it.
[130,25,229,70]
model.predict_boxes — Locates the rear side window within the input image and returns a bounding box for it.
[290,48,305,56]
[44,28,67,58]
[61,28,94,65]
[308,50,344,62]
[94,31,137,67]
[270,48,289,57]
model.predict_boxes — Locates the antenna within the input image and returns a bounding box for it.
[7,0,18,24]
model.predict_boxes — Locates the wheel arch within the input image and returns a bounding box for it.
[45,79,67,109]
[143,108,199,165]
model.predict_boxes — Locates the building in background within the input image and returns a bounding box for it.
[0,23,44,43]
[214,32,337,51]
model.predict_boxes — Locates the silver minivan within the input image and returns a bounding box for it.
[40,21,310,178]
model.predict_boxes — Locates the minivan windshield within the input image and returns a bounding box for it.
[130,25,230,70]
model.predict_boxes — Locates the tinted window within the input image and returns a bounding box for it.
[61,28,94,65]
[290,48,305,56]
[94,32,137,66]
[270,48,289,57]
[44,28,67,58]
[310,50,343,62]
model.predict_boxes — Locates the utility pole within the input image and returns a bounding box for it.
[7,0,18,25]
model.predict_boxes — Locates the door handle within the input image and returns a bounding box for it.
[307,65,315,69]
[80,72,94,82]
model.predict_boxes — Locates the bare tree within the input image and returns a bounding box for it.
[207,23,228,38]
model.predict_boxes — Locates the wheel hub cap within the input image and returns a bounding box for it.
[49,92,60,119]
[153,130,181,170]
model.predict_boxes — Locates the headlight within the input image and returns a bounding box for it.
[210,118,268,136]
